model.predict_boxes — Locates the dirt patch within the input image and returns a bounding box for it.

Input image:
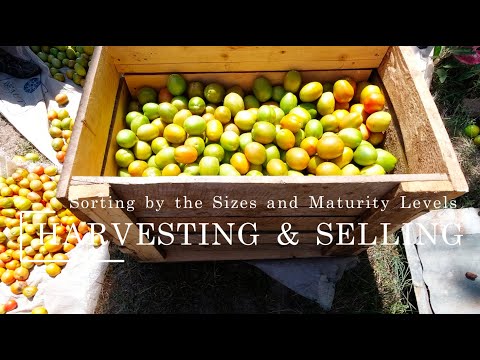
[0,113,49,163]
[95,242,412,314]
[463,98,480,117]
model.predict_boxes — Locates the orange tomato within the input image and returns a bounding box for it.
[61,216,69,225]
[5,259,20,270]
[47,110,58,121]
[78,222,89,234]
[366,111,392,133]
[266,159,288,176]
[358,123,370,140]
[174,145,198,164]
[300,137,318,156]
[275,129,296,150]
[316,135,345,160]
[338,112,363,130]
[244,142,267,165]
[230,153,250,175]
[363,92,385,114]
[12,250,26,261]
[33,253,44,265]
[162,164,181,176]
[349,103,368,122]
[316,162,342,176]
[0,252,12,263]
[360,85,381,103]
[56,151,66,163]
[163,124,187,144]
[4,299,17,312]
[66,233,80,245]
[39,174,50,183]
[63,243,75,252]
[10,280,27,295]
[333,80,354,103]
[280,113,303,133]
[285,147,310,171]
[53,253,68,267]
[1,269,15,285]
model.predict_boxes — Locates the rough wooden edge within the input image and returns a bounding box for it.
[378,46,469,194]
[155,247,329,262]
[58,46,120,202]
[107,46,389,73]
[101,77,128,176]
[68,173,448,186]
[57,46,105,204]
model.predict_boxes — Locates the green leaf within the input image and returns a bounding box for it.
[441,63,458,69]
[456,71,477,81]
[470,64,480,71]
[436,68,448,83]
[433,46,442,58]
[451,47,476,55]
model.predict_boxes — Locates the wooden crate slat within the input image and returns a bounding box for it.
[107,46,389,73]
[103,79,130,177]
[66,174,448,218]
[378,46,468,192]
[137,216,356,233]
[161,245,327,262]
[143,232,338,246]
[58,46,121,202]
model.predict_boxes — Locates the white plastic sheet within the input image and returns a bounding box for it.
[0,234,110,314]
[0,46,83,167]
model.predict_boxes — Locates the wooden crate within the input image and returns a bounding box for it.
[57,46,468,262]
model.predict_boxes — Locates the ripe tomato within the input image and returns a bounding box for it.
[333,80,354,103]
[363,92,385,114]
[4,299,17,312]
[285,147,310,171]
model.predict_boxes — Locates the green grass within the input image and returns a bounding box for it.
[0,115,49,164]
[96,238,415,314]
[431,47,480,208]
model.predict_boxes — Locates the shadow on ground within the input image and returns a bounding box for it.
[96,245,386,314]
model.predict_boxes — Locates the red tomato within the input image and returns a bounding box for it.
[4,299,18,312]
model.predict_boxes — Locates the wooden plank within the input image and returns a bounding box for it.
[102,79,130,177]
[142,232,335,246]
[69,174,448,218]
[378,46,468,193]
[57,46,120,203]
[137,216,356,232]
[107,46,389,73]
[68,183,165,261]
[124,70,372,97]
[161,245,329,262]
[72,173,448,185]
